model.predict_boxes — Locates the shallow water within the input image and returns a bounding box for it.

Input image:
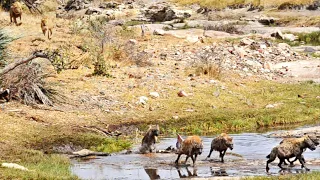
[71,132,320,180]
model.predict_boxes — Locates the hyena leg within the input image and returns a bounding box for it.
[278,158,285,169]
[190,155,195,166]
[207,148,213,158]
[266,153,276,172]
[220,150,226,163]
[193,154,198,165]
[185,156,189,164]
[175,154,182,164]
[297,155,309,171]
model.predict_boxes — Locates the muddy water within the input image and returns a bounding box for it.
[71,132,320,180]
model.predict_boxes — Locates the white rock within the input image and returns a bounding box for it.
[177,90,188,97]
[139,96,149,104]
[172,116,179,119]
[153,29,165,36]
[1,163,29,171]
[149,92,160,98]
[265,104,275,108]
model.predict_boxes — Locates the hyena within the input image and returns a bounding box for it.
[280,134,319,166]
[207,133,234,162]
[266,135,316,172]
[139,125,159,154]
[175,135,203,166]
[10,2,22,26]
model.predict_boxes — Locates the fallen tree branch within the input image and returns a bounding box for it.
[0,51,48,76]
[69,149,110,158]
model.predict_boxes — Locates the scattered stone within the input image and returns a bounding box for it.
[265,104,275,108]
[258,16,278,25]
[240,38,255,46]
[85,7,102,15]
[265,103,283,109]
[172,116,179,119]
[153,29,165,36]
[316,96,320,99]
[109,19,125,26]
[149,92,160,98]
[213,90,220,97]
[177,90,188,97]
[272,30,297,42]
[139,96,149,104]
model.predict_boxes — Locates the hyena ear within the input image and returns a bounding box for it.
[156,124,159,130]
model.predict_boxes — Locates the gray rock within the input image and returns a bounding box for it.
[99,1,120,9]
[153,29,165,36]
[109,20,125,26]
[85,7,103,15]
[142,3,191,22]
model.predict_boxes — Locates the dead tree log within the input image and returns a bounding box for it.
[0,51,48,76]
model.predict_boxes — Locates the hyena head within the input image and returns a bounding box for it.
[222,133,233,150]
[307,134,319,146]
[303,135,316,151]
[193,141,203,155]
[146,125,159,141]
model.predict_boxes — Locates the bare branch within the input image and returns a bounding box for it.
[0,51,48,76]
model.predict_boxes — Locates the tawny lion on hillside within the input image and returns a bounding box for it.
[41,17,54,40]
[10,2,22,26]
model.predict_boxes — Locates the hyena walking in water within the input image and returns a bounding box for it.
[175,135,203,166]
[280,134,319,166]
[139,125,159,154]
[266,134,316,172]
[207,133,234,163]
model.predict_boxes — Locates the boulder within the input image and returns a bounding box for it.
[258,16,278,25]
[153,29,165,36]
[143,3,191,22]
[150,92,160,98]
[240,38,255,46]
[271,30,297,42]
[85,7,103,15]
[65,0,90,11]
[99,1,120,9]
[108,19,125,26]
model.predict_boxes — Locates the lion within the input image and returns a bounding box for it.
[10,2,22,26]
[41,17,54,40]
